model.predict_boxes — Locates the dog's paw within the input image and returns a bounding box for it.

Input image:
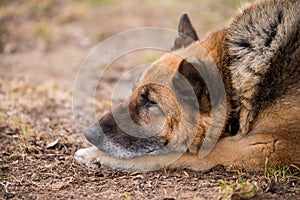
[74,146,104,168]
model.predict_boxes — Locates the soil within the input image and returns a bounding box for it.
[0,0,299,199]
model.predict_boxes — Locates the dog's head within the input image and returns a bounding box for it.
[85,14,226,159]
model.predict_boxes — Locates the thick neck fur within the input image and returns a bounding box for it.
[199,29,241,136]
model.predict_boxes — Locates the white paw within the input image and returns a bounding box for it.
[74,146,104,168]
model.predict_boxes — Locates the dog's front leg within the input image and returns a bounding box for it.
[75,146,184,171]
[169,133,284,172]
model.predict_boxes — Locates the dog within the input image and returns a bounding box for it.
[75,0,300,172]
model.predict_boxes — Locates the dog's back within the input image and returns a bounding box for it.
[223,0,300,167]
[226,0,300,135]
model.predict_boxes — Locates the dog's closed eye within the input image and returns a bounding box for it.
[144,99,157,108]
[140,87,158,108]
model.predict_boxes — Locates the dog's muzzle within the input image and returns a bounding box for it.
[83,118,176,159]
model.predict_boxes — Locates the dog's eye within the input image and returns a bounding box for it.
[145,99,157,108]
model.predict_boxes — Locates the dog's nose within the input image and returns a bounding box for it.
[85,123,101,145]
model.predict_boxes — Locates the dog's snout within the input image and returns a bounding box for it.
[85,123,102,145]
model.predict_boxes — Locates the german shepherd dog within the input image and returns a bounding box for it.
[75,0,300,172]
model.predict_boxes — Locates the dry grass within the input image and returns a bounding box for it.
[0,0,299,199]
[0,59,299,200]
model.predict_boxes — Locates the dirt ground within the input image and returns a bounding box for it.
[0,0,299,199]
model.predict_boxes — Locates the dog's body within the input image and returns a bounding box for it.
[75,0,300,172]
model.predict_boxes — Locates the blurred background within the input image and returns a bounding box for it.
[0,0,249,89]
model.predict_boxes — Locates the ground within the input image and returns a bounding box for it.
[0,0,299,199]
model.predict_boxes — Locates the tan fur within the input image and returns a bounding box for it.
[75,0,300,172]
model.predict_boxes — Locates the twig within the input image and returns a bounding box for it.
[0,181,11,193]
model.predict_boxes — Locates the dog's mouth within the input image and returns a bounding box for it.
[85,111,173,159]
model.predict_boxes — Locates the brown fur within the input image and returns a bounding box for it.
[75,0,300,172]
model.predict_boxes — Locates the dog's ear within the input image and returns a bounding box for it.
[172,13,199,50]
[173,58,211,112]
